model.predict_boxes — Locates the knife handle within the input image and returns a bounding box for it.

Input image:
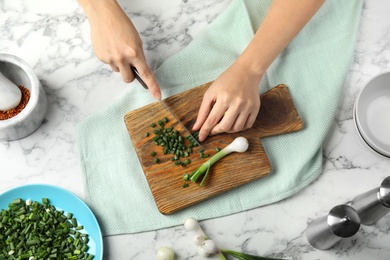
[131,66,148,90]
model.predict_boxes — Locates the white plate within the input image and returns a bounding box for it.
[353,107,390,159]
[355,71,390,158]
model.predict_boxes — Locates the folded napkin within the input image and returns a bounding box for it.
[77,0,364,235]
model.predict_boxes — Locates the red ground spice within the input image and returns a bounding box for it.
[0,85,30,120]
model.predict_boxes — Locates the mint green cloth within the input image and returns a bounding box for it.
[77,0,363,235]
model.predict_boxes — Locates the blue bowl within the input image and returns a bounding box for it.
[0,184,103,259]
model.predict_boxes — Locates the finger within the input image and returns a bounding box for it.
[134,62,161,99]
[192,96,214,132]
[224,109,259,134]
[241,100,261,130]
[209,108,238,135]
[198,101,228,142]
[118,63,134,83]
[109,64,120,72]
[232,112,248,132]
[244,111,258,129]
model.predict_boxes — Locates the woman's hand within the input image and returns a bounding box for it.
[79,0,161,99]
[192,0,324,142]
[192,62,262,142]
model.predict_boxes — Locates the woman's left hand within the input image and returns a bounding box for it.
[192,62,262,142]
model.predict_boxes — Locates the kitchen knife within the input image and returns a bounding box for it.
[131,67,203,148]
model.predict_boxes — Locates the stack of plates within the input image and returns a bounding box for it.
[353,71,390,159]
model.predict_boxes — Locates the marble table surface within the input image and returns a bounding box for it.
[1,0,390,259]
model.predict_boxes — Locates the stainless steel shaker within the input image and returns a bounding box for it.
[306,205,360,250]
[351,176,390,225]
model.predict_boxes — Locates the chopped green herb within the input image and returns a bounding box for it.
[11,198,22,204]
[148,118,205,166]
[0,198,94,259]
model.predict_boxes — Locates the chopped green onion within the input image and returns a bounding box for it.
[175,161,182,165]
[0,198,94,259]
[12,198,22,204]
[75,225,84,230]
[148,118,204,166]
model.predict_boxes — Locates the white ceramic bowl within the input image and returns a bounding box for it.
[353,71,390,158]
[0,53,47,141]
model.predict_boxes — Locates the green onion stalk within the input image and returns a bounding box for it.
[190,137,249,186]
[184,218,288,260]
[203,241,287,260]
[219,249,288,260]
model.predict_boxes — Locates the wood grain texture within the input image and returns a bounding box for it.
[124,83,303,214]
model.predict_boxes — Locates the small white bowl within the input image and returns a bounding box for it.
[353,71,390,158]
[0,53,47,141]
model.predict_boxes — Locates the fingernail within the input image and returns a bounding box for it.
[154,91,161,100]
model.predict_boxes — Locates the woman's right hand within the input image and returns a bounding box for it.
[79,0,161,99]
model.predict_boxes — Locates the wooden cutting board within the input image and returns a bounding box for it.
[124,82,303,214]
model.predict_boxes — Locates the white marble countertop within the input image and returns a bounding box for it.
[1,0,390,259]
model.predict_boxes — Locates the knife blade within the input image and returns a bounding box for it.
[131,67,203,148]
